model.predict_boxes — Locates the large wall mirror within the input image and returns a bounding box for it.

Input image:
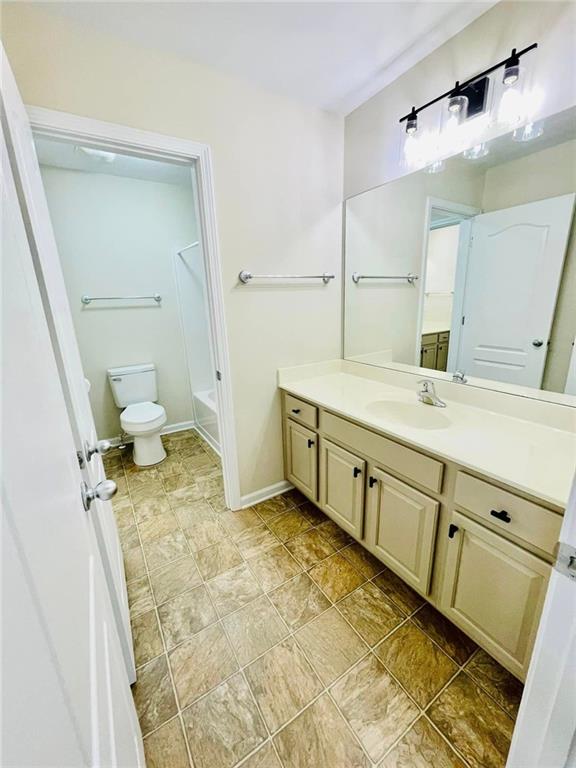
[344,106,576,403]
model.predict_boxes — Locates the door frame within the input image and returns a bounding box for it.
[415,196,480,367]
[27,106,242,510]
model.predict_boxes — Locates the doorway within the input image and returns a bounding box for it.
[28,107,241,510]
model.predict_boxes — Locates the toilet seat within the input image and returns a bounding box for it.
[121,401,166,433]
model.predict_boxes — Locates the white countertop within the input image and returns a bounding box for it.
[421,322,450,336]
[280,370,576,509]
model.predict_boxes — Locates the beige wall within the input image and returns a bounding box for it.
[2,4,344,498]
[482,140,576,392]
[345,1,576,197]
[39,166,197,438]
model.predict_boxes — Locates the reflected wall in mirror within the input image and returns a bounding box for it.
[344,107,576,401]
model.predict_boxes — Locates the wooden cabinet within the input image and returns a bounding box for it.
[366,468,439,594]
[420,331,450,371]
[285,419,318,501]
[319,440,366,538]
[420,343,437,370]
[440,512,550,678]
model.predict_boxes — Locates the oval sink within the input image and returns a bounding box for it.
[366,400,451,430]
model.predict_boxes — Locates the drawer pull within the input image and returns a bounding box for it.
[353,467,361,478]
[490,509,511,523]
[291,408,301,414]
[448,523,459,539]
[307,439,315,448]
[369,476,377,488]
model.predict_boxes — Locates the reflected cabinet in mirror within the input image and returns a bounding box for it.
[344,107,576,402]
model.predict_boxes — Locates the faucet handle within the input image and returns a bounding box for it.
[418,379,434,391]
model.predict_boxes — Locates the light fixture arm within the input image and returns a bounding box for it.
[399,42,537,125]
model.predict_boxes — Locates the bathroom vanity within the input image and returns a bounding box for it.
[279,362,576,680]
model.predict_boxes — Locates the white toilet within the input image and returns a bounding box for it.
[107,363,167,466]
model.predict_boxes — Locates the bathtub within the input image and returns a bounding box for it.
[193,389,221,455]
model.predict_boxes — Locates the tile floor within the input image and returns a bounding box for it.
[107,429,524,768]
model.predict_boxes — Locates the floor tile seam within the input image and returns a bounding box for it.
[447,664,520,722]
[366,574,426,617]
[244,541,305,590]
[421,713,475,768]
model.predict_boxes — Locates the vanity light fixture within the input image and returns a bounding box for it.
[405,107,418,135]
[513,121,544,142]
[447,83,468,115]
[503,49,521,86]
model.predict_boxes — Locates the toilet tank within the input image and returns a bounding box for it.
[107,363,158,407]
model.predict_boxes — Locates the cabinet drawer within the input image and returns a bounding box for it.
[322,411,443,493]
[438,332,450,342]
[284,394,318,429]
[422,333,438,345]
[454,472,561,557]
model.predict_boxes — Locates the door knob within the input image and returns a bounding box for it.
[85,439,112,461]
[532,339,544,348]
[81,479,117,511]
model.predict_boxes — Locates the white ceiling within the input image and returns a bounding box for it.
[36,1,496,114]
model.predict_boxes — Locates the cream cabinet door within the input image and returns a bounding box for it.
[441,512,550,679]
[319,440,366,538]
[366,468,439,594]
[286,419,318,501]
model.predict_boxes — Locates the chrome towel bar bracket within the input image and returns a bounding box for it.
[81,294,162,305]
[352,272,418,285]
[238,271,335,284]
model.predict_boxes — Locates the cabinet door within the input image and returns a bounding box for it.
[366,468,439,594]
[319,440,366,538]
[441,512,550,679]
[436,342,448,371]
[421,344,437,369]
[286,419,318,501]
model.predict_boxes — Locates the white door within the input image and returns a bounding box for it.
[1,45,134,679]
[2,130,144,767]
[455,194,575,387]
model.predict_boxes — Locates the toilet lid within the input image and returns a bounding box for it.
[121,401,165,425]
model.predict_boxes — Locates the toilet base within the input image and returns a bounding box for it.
[132,432,167,467]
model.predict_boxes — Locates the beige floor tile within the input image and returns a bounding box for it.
[156,457,185,478]
[285,529,336,568]
[112,476,129,498]
[207,563,263,617]
[331,654,419,762]
[163,473,198,493]
[274,694,370,768]
[131,609,164,667]
[294,607,367,685]
[337,582,404,646]
[252,495,295,522]
[378,716,466,768]
[149,556,202,605]
[245,637,323,732]
[234,524,279,559]
[123,544,147,581]
[138,512,180,543]
[127,575,155,617]
[269,572,331,630]
[120,524,140,553]
[177,442,207,460]
[185,519,228,552]
[169,623,238,708]
[143,529,190,570]
[240,742,281,768]
[167,483,205,507]
[208,493,228,513]
[182,673,267,768]
[158,585,218,648]
[297,501,328,527]
[195,539,243,580]
[143,717,191,768]
[126,468,161,489]
[428,673,515,768]
[309,552,365,601]
[413,604,477,665]
[132,493,172,523]
[281,488,308,508]
[132,655,178,736]
[182,453,215,474]
[466,650,523,718]
[375,621,457,707]
[372,568,424,615]
[219,508,261,535]
[113,501,135,531]
[340,543,385,578]
[222,595,288,666]
[267,509,314,542]
[174,500,215,530]
[248,545,302,591]
[316,520,354,549]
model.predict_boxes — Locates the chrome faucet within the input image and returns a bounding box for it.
[418,380,446,408]
[452,369,467,384]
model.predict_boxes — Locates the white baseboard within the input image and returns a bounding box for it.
[194,424,221,457]
[240,480,293,510]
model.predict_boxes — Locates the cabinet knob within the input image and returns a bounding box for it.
[307,439,314,448]
[353,467,361,478]
[369,476,377,488]
[490,509,511,523]
[291,408,301,414]
[448,523,459,539]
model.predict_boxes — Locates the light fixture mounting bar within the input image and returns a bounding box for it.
[399,42,538,124]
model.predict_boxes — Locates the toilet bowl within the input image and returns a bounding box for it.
[107,363,167,466]
[121,401,167,466]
